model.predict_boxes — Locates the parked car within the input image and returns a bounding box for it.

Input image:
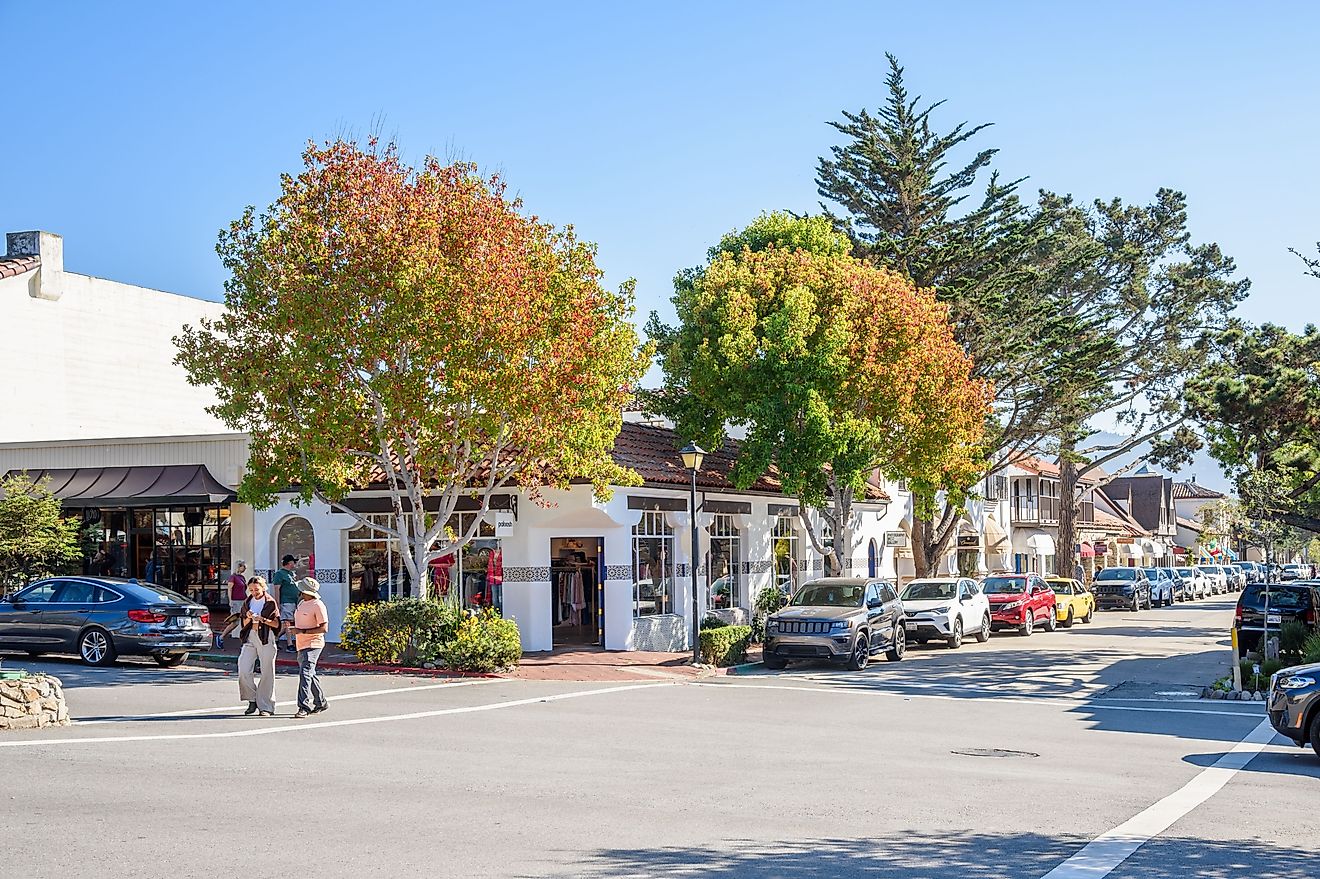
[899,577,991,649]
[1226,564,1249,590]
[981,573,1056,636]
[1046,577,1095,627]
[0,576,211,666]
[1142,568,1176,607]
[1197,565,1228,595]
[1236,562,1264,585]
[1268,661,1320,757]
[1093,567,1152,612]
[1281,564,1305,581]
[1175,566,1209,599]
[763,578,906,670]
[1234,583,1320,654]
[1160,567,1190,601]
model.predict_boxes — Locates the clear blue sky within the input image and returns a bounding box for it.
[3,1,1316,487]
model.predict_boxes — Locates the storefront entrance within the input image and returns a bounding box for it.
[550,537,603,646]
[79,504,232,607]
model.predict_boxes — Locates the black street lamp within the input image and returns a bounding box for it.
[680,441,705,665]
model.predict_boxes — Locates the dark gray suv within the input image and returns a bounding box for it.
[0,577,211,666]
[763,578,905,670]
[1268,661,1320,757]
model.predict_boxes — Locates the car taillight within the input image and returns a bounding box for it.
[200,612,210,625]
[1307,609,1316,626]
[1234,605,1243,623]
[127,609,168,623]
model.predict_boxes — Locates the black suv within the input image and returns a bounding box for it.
[764,578,906,670]
[1092,567,1152,612]
[1234,582,1319,653]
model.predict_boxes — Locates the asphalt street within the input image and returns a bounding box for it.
[1,595,1316,879]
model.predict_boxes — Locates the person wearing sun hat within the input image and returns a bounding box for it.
[289,577,329,718]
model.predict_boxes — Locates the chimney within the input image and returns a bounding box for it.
[6,230,64,300]
[1191,474,1197,484]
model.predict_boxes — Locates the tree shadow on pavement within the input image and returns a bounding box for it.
[550,832,1316,879]
[0,653,236,689]
[1185,749,1320,780]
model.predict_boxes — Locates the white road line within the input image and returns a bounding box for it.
[696,681,1265,719]
[1037,718,1278,879]
[75,677,507,725]
[0,681,671,748]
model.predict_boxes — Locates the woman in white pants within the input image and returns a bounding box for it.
[237,576,280,716]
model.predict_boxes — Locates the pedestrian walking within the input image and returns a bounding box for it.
[237,575,280,717]
[273,554,300,652]
[289,577,329,719]
[228,561,248,617]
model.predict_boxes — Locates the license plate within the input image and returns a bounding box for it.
[905,622,917,631]
[173,616,193,628]
[1267,613,1282,624]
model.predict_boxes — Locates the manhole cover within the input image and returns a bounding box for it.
[951,748,1040,759]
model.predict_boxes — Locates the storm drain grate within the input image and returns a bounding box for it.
[951,748,1040,758]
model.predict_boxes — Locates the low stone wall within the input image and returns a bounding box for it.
[0,674,69,730]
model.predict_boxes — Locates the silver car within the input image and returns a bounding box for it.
[763,578,906,670]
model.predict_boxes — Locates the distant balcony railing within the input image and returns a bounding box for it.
[1010,497,1094,525]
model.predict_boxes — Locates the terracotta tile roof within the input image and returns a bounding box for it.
[1172,481,1225,500]
[1013,456,1099,485]
[0,254,39,279]
[611,422,890,501]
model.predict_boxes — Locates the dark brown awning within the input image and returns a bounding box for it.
[7,465,236,507]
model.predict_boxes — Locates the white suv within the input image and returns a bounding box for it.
[899,577,992,649]
[1175,566,1209,599]
[1197,565,1227,595]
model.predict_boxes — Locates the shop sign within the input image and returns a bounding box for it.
[957,535,980,548]
[1116,537,1134,545]
[492,515,516,537]
[884,531,907,548]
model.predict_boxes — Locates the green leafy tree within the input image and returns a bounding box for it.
[1187,322,1320,533]
[176,138,650,597]
[816,54,1087,575]
[0,473,81,589]
[648,213,989,577]
[1040,189,1248,569]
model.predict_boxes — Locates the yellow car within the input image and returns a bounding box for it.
[1047,578,1095,628]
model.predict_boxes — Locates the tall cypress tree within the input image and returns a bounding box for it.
[817,54,1080,576]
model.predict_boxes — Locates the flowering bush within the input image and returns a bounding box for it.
[339,598,463,665]
[440,609,522,672]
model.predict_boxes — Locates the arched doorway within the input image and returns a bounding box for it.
[276,516,315,579]
[868,539,878,578]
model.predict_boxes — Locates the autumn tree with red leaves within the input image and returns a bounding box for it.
[176,139,649,597]
[648,213,989,577]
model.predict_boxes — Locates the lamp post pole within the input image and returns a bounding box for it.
[690,465,700,666]
[679,442,706,666]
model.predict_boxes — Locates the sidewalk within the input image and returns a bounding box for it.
[195,635,712,682]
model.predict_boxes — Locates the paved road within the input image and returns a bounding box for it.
[1,596,1315,879]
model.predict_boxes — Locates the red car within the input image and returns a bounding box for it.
[982,573,1057,636]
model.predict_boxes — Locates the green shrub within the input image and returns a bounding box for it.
[1304,632,1320,665]
[440,610,522,672]
[750,585,789,643]
[701,615,729,631]
[699,624,752,666]
[1279,620,1310,658]
[339,598,463,665]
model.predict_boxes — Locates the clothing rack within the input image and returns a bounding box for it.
[550,560,597,626]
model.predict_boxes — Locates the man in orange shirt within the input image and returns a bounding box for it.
[289,578,329,718]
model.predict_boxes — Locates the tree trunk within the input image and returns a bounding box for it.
[913,500,961,578]
[1058,453,1079,581]
[911,515,931,578]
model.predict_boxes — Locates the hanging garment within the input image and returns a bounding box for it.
[487,548,503,587]
[430,554,455,596]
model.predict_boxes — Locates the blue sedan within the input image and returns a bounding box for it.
[0,576,211,666]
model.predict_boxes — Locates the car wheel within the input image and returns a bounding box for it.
[1131,595,1141,613]
[846,634,870,671]
[154,653,188,668]
[886,624,906,662]
[975,613,991,643]
[1044,609,1058,632]
[1083,604,1093,623]
[763,653,788,670]
[946,619,963,650]
[78,628,116,667]
[1018,613,1034,637]
[1062,608,1075,629]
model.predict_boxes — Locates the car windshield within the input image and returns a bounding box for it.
[1177,568,1195,577]
[1242,585,1311,610]
[1143,569,1162,579]
[1096,568,1136,581]
[901,581,956,601]
[981,577,1027,594]
[790,583,865,607]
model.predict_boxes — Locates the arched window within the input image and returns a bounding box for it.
[276,516,315,579]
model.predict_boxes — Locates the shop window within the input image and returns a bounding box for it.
[708,514,742,612]
[633,511,674,617]
[349,513,404,603]
[277,517,314,580]
[81,504,230,607]
[773,515,799,593]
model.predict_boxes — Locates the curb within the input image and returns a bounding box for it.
[723,659,765,676]
[188,652,499,679]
